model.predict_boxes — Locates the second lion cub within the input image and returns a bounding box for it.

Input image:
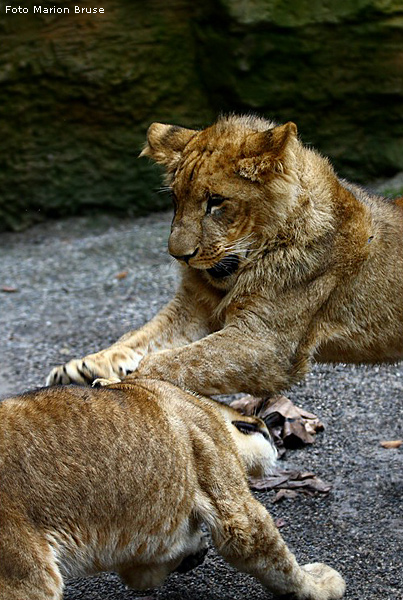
[0,379,345,599]
[47,114,403,398]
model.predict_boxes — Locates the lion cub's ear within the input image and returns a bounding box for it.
[238,121,297,182]
[140,123,196,173]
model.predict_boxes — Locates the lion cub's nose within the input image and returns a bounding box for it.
[171,247,199,264]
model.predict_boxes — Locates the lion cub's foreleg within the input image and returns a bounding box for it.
[209,496,345,600]
[46,290,215,386]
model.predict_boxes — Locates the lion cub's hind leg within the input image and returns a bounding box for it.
[118,526,208,591]
[0,514,63,600]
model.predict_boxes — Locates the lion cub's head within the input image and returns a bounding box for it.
[141,115,298,283]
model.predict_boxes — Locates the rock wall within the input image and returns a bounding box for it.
[1,0,402,230]
[196,0,403,181]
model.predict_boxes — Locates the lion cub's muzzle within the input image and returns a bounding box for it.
[170,247,199,264]
[170,246,241,278]
[229,417,277,478]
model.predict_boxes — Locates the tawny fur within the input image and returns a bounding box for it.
[0,379,345,599]
[47,114,403,397]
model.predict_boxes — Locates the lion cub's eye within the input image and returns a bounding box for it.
[232,420,272,442]
[206,194,225,215]
[232,420,260,435]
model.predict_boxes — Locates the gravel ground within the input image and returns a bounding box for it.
[0,212,402,600]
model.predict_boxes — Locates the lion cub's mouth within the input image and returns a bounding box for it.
[206,254,240,279]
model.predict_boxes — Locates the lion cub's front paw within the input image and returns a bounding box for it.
[46,346,144,387]
[299,562,346,600]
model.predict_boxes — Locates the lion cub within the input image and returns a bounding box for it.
[0,379,344,599]
[46,114,403,399]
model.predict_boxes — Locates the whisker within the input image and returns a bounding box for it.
[223,233,256,250]
[156,186,173,194]
[223,234,259,257]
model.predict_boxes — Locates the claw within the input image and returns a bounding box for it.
[92,376,122,388]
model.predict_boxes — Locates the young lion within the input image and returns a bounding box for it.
[46,115,403,397]
[0,379,345,600]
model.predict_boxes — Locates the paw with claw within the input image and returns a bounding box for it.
[46,345,144,386]
[298,562,346,600]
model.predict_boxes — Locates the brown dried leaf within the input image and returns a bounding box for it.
[250,466,332,501]
[305,420,324,436]
[380,440,403,449]
[1,286,18,293]
[259,395,324,449]
[115,270,128,280]
[275,517,287,528]
[251,473,292,490]
[273,489,298,502]
[260,395,301,420]
[230,395,324,457]
[230,395,263,415]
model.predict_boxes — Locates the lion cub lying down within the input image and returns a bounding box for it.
[46,114,403,398]
[0,379,345,600]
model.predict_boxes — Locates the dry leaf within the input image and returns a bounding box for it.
[234,396,330,502]
[1,286,18,293]
[230,395,325,457]
[275,517,287,528]
[230,395,263,415]
[380,440,402,449]
[250,467,332,502]
[273,489,298,502]
[261,396,324,449]
[115,270,128,280]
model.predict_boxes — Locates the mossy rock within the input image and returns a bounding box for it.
[195,0,403,181]
[0,0,213,231]
[1,0,403,230]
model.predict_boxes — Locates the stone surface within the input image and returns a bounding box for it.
[1,0,403,230]
[195,0,403,181]
[372,170,403,197]
[0,0,213,230]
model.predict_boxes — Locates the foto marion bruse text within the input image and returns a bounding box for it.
[5,5,104,13]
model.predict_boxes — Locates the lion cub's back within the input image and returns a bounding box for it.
[0,383,201,572]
